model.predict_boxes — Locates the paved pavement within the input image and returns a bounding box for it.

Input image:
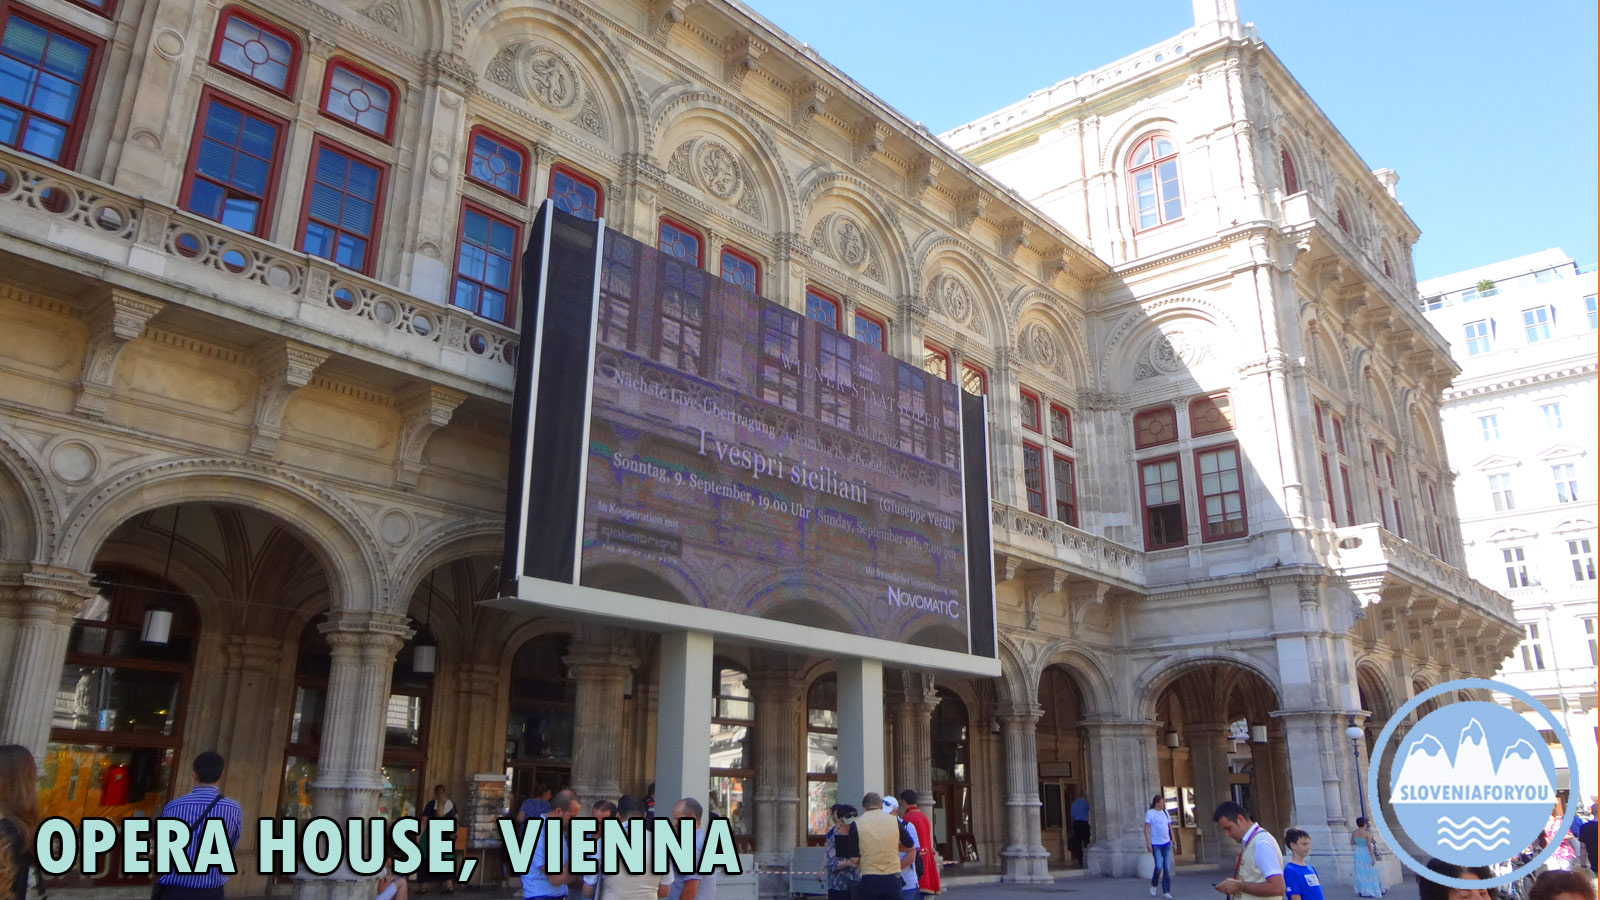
[939,866,1412,898]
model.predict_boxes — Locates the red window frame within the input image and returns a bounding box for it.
[450,200,521,326]
[853,311,887,351]
[1372,443,1388,529]
[1019,388,1042,433]
[61,0,113,16]
[319,57,398,142]
[1134,406,1178,449]
[1320,453,1337,527]
[719,245,762,294]
[1189,392,1233,436]
[657,214,703,267]
[1332,416,1346,454]
[1386,452,1404,538]
[1139,454,1186,550]
[1127,133,1183,232]
[959,362,987,396]
[1340,464,1356,527]
[1313,400,1326,441]
[1280,146,1298,194]
[0,4,103,167]
[923,343,951,381]
[805,286,841,330]
[547,162,604,220]
[1336,207,1350,234]
[296,135,388,276]
[1195,442,1247,542]
[1048,403,1073,447]
[463,124,528,200]
[208,6,300,97]
[1428,482,1444,558]
[178,87,287,238]
[1052,453,1077,527]
[1022,441,1046,515]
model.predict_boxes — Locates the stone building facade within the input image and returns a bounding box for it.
[0,0,1515,895]
[1419,249,1599,808]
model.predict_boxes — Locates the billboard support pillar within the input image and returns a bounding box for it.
[836,656,885,809]
[654,629,714,812]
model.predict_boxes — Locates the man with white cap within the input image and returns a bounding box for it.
[882,797,920,900]
[851,793,914,900]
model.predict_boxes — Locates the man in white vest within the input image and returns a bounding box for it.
[1210,802,1285,898]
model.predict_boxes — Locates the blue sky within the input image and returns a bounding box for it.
[741,0,1598,280]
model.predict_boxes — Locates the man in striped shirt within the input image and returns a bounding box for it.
[156,751,243,900]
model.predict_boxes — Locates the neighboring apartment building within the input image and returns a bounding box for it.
[0,0,1514,895]
[1420,249,1599,808]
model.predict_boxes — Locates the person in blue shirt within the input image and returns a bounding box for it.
[520,789,581,900]
[1069,796,1091,868]
[1282,828,1325,900]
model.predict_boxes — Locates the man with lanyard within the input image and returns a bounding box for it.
[522,790,582,900]
[1211,802,1285,898]
[156,751,242,900]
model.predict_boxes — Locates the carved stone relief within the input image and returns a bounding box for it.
[483,43,608,139]
[809,212,883,281]
[664,137,764,220]
[1134,329,1209,380]
[1019,320,1062,374]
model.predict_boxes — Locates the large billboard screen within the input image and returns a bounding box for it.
[582,230,969,651]
[504,205,995,663]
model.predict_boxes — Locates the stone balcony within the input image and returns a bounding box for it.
[0,147,518,401]
[991,502,1145,593]
[1333,522,1520,668]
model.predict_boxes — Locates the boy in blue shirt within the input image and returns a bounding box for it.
[1282,828,1325,900]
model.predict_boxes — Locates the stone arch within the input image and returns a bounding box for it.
[392,519,502,608]
[1102,303,1235,393]
[1132,651,1282,721]
[800,174,912,301]
[917,238,1003,342]
[464,0,647,156]
[495,617,577,670]
[0,425,56,564]
[56,459,386,616]
[1361,366,1398,436]
[1304,320,1348,395]
[1355,660,1397,721]
[1097,111,1182,173]
[1407,403,1441,466]
[654,100,797,234]
[1101,295,1239,386]
[1012,290,1089,389]
[1273,124,1314,195]
[1037,645,1115,716]
[994,634,1035,707]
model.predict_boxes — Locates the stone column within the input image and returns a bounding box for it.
[0,570,92,758]
[451,662,506,788]
[996,703,1049,883]
[565,623,638,803]
[295,612,409,900]
[1277,710,1357,886]
[1186,721,1234,865]
[654,631,713,811]
[1082,718,1160,877]
[748,659,805,870]
[835,658,883,812]
[892,671,938,808]
[212,635,288,897]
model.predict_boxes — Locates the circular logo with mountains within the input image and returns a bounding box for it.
[1369,678,1578,890]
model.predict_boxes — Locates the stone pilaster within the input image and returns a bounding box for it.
[1277,710,1358,886]
[748,658,805,871]
[1186,721,1233,866]
[565,623,638,803]
[1082,718,1160,877]
[996,703,1049,883]
[215,634,288,897]
[294,612,409,900]
[451,662,506,786]
[891,670,938,809]
[0,569,93,758]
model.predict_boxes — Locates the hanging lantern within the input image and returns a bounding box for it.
[1250,724,1269,744]
[412,642,437,674]
[141,607,173,644]
[1165,730,1180,748]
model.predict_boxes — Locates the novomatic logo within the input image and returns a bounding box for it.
[1368,678,1580,891]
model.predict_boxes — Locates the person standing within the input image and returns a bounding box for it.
[1416,858,1492,900]
[418,784,457,894]
[1144,794,1174,899]
[896,791,939,896]
[1578,802,1597,875]
[851,793,914,900]
[665,797,719,900]
[156,751,243,900]
[0,745,40,900]
[822,804,859,900]
[582,795,672,900]
[1069,796,1092,869]
[521,790,582,900]
[1210,802,1284,899]
[518,784,554,829]
[1351,817,1383,897]
[1527,870,1595,900]
[1281,829,1323,900]
[882,798,918,900]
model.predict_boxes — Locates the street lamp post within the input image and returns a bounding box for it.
[1346,716,1368,821]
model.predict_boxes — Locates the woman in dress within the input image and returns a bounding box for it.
[417,784,457,894]
[1542,799,1580,871]
[1351,816,1384,897]
[0,745,40,900]
[822,803,859,900]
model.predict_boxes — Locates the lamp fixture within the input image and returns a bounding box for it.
[1165,730,1180,748]
[141,505,181,645]
[1250,724,1268,744]
[413,569,437,675]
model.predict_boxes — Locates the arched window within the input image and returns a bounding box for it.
[1336,206,1350,234]
[710,660,753,838]
[281,615,435,825]
[1128,134,1183,230]
[930,688,973,861]
[41,569,199,885]
[805,675,837,841]
[1279,147,1299,195]
[505,633,575,802]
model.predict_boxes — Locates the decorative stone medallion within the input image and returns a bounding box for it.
[526,48,579,110]
[696,142,741,199]
[49,440,97,484]
[939,275,973,324]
